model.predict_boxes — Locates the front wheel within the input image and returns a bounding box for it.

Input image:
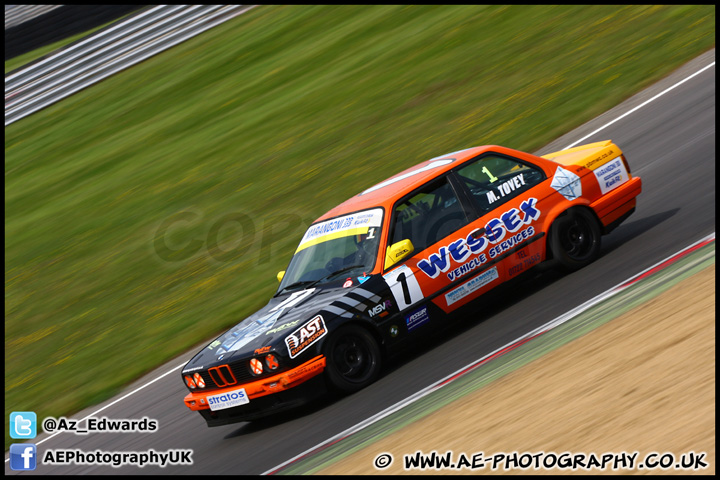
[548,208,602,272]
[323,325,381,393]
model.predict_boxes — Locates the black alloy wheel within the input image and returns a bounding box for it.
[549,208,602,271]
[324,324,381,393]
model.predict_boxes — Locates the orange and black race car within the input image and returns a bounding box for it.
[182,140,641,426]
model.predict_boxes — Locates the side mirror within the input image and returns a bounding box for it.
[385,239,414,269]
[277,271,285,283]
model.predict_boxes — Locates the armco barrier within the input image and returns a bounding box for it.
[5,5,145,61]
[5,5,256,126]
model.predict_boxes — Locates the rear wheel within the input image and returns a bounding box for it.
[323,325,381,393]
[549,208,601,271]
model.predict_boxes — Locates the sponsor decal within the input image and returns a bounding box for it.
[508,252,541,278]
[445,267,499,306]
[485,173,527,204]
[550,166,582,200]
[287,367,308,379]
[405,305,430,331]
[417,198,540,279]
[357,275,370,284]
[254,346,271,355]
[487,226,535,259]
[508,263,522,277]
[265,319,302,335]
[389,325,399,337]
[343,278,353,288]
[207,340,221,350]
[286,360,323,380]
[593,157,628,194]
[368,299,392,318]
[297,209,383,252]
[584,147,616,170]
[447,253,488,281]
[207,388,249,411]
[285,315,328,359]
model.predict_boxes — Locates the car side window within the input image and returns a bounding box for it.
[455,155,544,213]
[391,177,469,256]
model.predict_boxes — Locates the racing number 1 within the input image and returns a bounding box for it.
[384,264,424,310]
[482,166,498,183]
[397,272,411,305]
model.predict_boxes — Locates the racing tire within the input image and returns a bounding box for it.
[323,325,381,394]
[549,208,602,272]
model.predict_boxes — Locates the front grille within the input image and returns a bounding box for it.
[207,365,236,387]
[228,362,255,385]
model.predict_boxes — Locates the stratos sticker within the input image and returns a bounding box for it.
[285,315,327,359]
[207,388,249,411]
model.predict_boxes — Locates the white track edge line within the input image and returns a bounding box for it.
[563,61,715,150]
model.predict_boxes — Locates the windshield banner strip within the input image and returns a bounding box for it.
[296,208,384,253]
[295,227,370,253]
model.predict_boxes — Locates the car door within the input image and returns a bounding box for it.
[382,174,481,328]
[444,152,552,308]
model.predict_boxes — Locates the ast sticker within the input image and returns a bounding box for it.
[285,315,328,359]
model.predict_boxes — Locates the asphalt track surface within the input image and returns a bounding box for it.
[6,48,715,475]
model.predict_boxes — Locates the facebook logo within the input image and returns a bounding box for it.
[10,444,37,471]
[10,411,36,439]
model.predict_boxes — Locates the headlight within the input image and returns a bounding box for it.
[249,354,280,375]
[265,354,279,371]
[249,358,263,376]
[184,375,197,389]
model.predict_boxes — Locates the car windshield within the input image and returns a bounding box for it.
[278,208,384,293]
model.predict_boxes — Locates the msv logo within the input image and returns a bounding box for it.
[417,198,540,279]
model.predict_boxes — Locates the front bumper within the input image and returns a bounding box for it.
[183,355,326,411]
[197,374,328,426]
